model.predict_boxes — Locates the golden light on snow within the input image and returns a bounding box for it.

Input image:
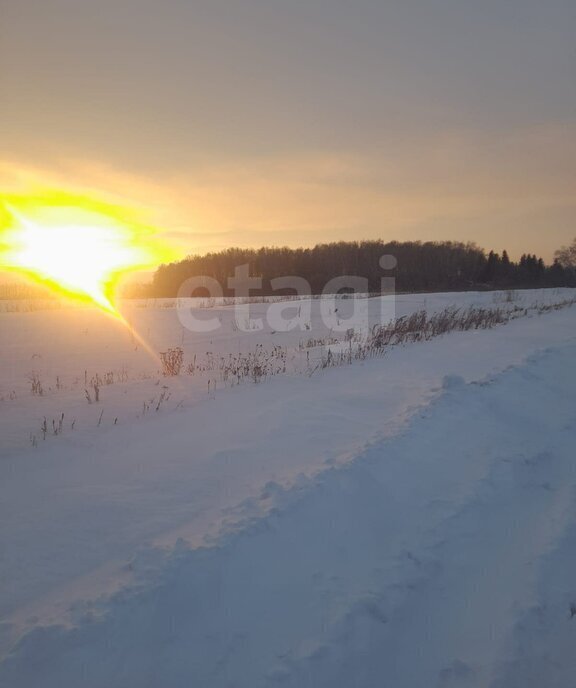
[0,192,172,314]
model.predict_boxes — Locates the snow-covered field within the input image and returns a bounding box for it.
[1,288,576,687]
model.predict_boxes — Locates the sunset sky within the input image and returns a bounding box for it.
[1,0,575,262]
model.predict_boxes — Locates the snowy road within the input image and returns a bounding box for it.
[1,293,576,686]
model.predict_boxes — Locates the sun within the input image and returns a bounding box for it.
[0,191,172,314]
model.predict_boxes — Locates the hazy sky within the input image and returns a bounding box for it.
[1,0,575,260]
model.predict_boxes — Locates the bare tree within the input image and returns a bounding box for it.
[555,237,576,268]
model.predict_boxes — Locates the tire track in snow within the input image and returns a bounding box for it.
[2,344,576,687]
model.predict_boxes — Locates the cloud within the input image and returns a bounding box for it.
[1,121,575,261]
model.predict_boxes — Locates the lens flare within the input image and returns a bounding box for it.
[0,191,172,314]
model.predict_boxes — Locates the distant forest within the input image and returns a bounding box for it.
[144,240,576,297]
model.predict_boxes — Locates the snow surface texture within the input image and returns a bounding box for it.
[1,289,576,687]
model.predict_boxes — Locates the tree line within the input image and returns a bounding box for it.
[143,239,576,297]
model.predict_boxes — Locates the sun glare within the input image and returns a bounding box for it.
[0,192,172,314]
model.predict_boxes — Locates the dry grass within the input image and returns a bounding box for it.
[160,348,184,376]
